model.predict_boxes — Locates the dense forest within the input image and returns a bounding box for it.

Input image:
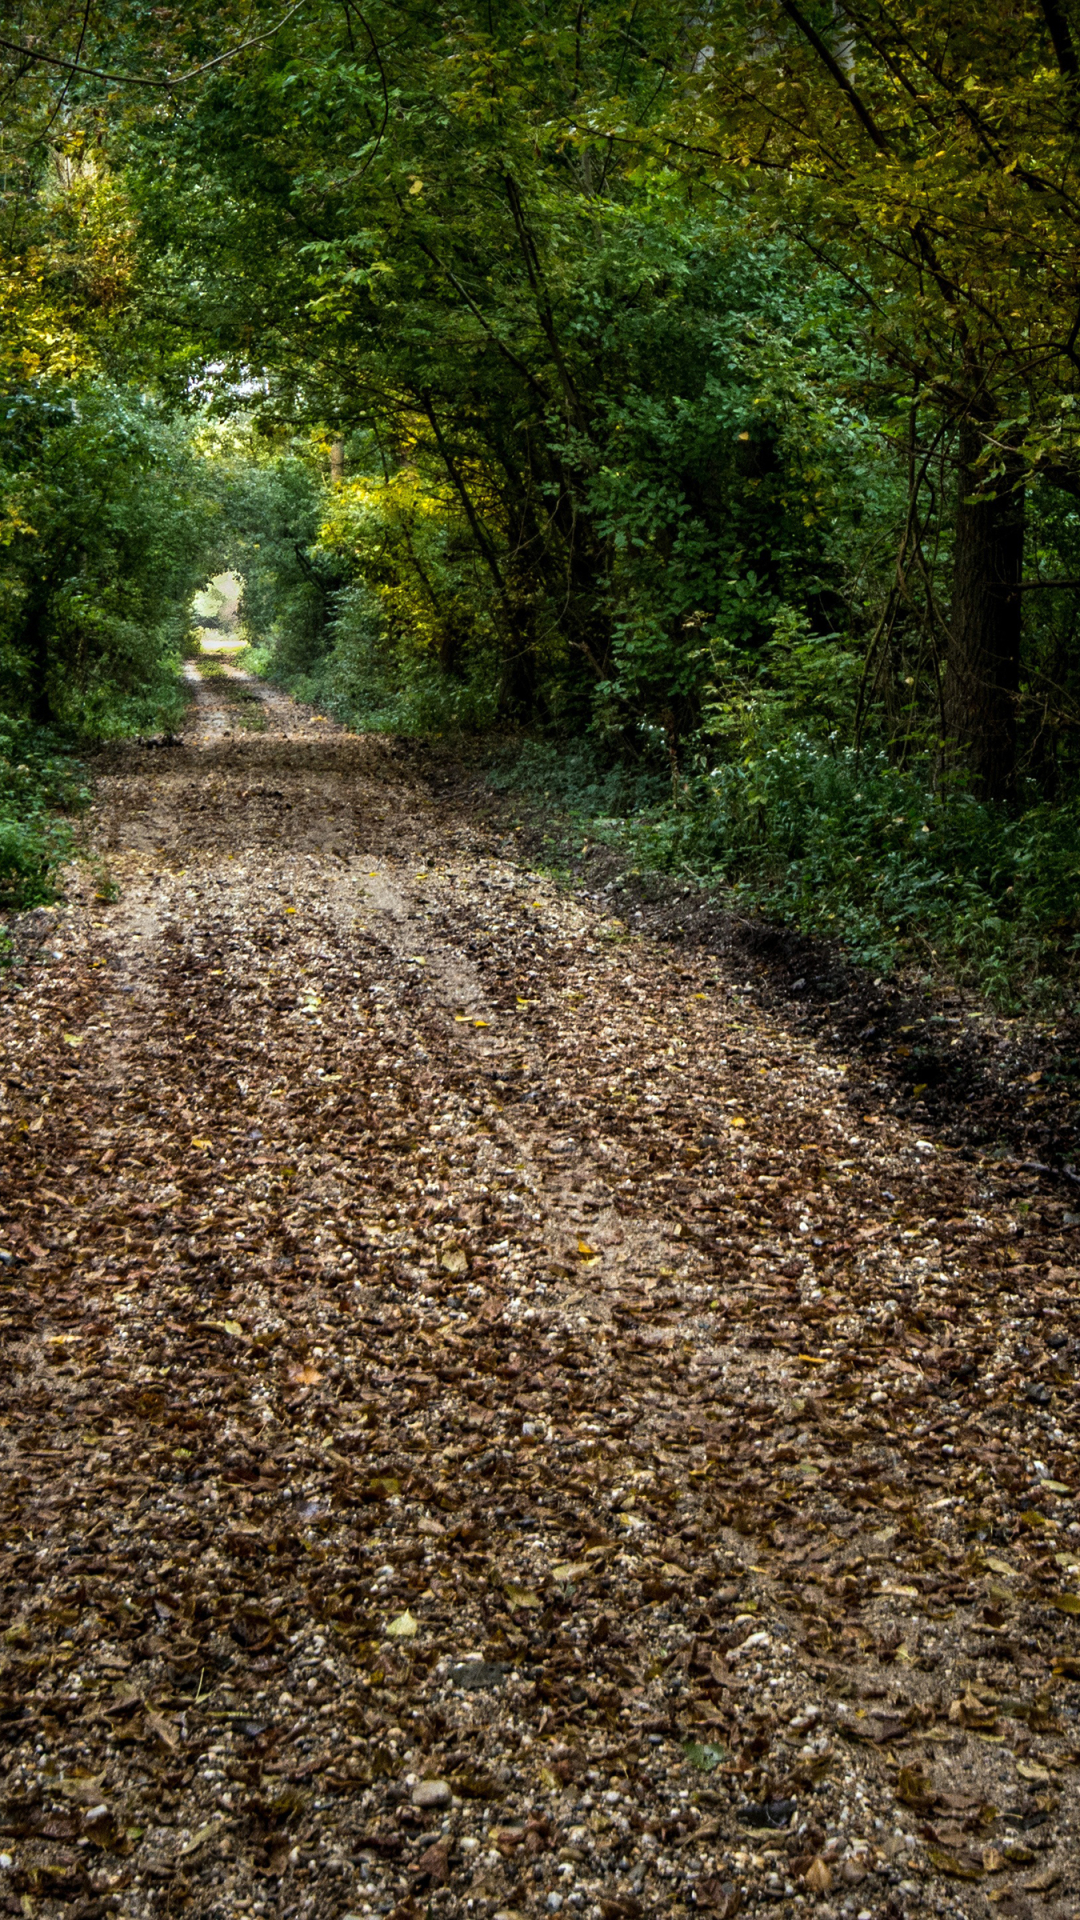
[3,1,1080,1002]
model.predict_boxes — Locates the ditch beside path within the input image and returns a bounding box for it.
[1,666,1079,1920]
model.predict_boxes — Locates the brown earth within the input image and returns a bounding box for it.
[1,665,1079,1920]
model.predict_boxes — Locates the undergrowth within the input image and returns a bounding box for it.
[490,734,1080,1012]
[0,721,89,932]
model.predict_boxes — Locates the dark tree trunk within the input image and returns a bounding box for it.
[24,593,55,728]
[942,424,1025,802]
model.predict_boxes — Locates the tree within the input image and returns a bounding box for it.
[656,0,1080,797]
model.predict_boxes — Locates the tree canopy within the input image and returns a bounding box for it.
[3,0,1080,995]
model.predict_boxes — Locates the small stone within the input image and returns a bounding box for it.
[740,1799,797,1830]
[546,1896,563,1913]
[412,1778,451,1809]
[448,1659,508,1691]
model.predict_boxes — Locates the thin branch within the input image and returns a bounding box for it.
[41,0,92,135]
[340,0,389,180]
[0,0,309,91]
[774,0,889,151]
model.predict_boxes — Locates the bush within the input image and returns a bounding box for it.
[494,724,1080,1009]
[0,719,87,916]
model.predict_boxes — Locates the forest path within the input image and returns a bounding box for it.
[1,670,1078,1920]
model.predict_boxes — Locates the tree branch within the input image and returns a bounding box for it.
[0,0,309,91]
[1040,0,1079,77]
[774,0,889,151]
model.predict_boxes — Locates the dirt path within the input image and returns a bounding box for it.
[1,671,1079,1920]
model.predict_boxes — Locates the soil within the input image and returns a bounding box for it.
[1,666,1079,1920]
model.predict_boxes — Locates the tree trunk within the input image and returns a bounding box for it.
[23,592,55,728]
[942,423,1024,802]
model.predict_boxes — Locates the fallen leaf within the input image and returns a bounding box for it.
[891,1766,933,1812]
[927,1847,983,1881]
[413,1837,448,1882]
[287,1363,322,1386]
[803,1856,832,1894]
[1022,1866,1062,1894]
[385,1611,418,1638]
[180,1819,221,1857]
[144,1710,178,1751]
[504,1584,542,1611]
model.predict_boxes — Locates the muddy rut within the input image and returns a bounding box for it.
[1,668,1079,1920]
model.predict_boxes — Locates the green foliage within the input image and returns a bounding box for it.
[508,721,1080,1007]
[2,2,1080,1009]
[0,379,216,737]
[0,717,86,915]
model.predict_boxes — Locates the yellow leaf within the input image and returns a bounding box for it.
[191,1137,212,1150]
[984,1557,1015,1576]
[285,906,297,914]
[223,1320,243,1337]
[473,1018,490,1028]
[577,1240,596,1257]
[180,1819,221,1857]
[1048,1592,1080,1614]
[1016,1760,1051,1781]
[505,1584,542,1611]
[386,1610,418,1637]
[441,1245,468,1275]
[287,1363,322,1386]
[62,1032,83,1047]
[729,1115,746,1128]
[551,1561,591,1583]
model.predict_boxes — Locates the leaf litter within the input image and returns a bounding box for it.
[0,668,1078,1920]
